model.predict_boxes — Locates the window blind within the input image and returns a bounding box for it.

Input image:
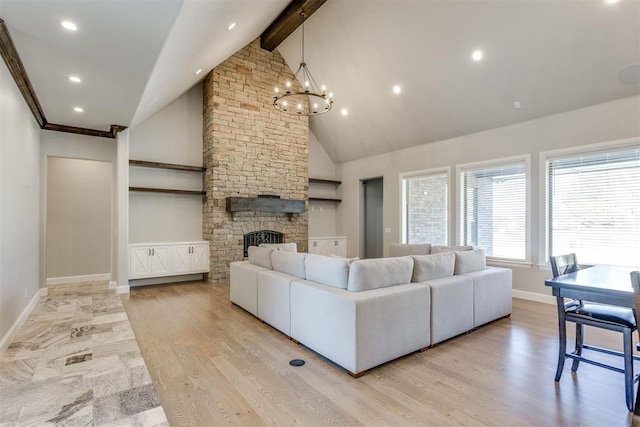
[460,161,526,260]
[546,147,640,266]
[402,172,448,245]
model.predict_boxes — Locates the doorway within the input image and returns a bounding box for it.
[46,157,112,281]
[362,177,383,258]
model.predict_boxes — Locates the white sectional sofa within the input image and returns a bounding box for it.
[230,244,512,377]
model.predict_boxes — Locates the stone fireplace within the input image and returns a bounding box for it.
[202,39,309,283]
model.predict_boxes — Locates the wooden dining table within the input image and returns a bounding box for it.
[545,264,639,413]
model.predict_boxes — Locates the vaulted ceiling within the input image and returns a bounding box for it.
[1,0,639,163]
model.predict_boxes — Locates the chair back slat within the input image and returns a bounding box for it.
[550,253,578,278]
[631,271,640,330]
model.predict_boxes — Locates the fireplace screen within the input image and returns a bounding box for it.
[243,230,284,257]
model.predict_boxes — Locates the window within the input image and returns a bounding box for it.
[545,145,640,266]
[401,170,448,245]
[459,158,528,260]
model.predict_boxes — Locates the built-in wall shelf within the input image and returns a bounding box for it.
[309,197,342,202]
[309,178,341,185]
[129,187,206,196]
[309,178,341,203]
[129,159,206,173]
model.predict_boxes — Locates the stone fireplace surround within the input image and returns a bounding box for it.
[202,39,309,284]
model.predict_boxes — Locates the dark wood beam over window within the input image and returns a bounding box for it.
[0,19,126,139]
[260,0,328,52]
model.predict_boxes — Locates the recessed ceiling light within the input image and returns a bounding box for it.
[61,20,77,31]
[195,69,202,75]
[228,22,236,31]
[341,108,349,116]
[68,76,81,83]
[393,85,402,94]
[513,101,521,109]
[604,0,619,4]
[73,106,83,113]
[472,50,483,61]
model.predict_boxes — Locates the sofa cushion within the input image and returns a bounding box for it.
[411,252,455,282]
[431,245,473,254]
[305,254,350,289]
[247,246,275,269]
[271,251,306,278]
[259,242,297,252]
[454,249,486,274]
[347,256,414,292]
[389,243,431,257]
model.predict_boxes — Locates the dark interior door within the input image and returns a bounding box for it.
[363,177,383,258]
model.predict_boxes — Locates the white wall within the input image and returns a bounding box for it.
[0,59,41,342]
[39,131,117,285]
[337,96,640,297]
[46,157,112,278]
[128,83,203,243]
[308,131,340,237]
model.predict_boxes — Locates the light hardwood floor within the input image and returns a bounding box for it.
[122,281,638,426]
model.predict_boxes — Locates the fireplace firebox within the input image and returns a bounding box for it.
[243,230,284,257]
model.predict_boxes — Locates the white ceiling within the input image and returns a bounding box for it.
[0,0,638,163]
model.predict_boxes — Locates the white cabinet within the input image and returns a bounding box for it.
[171,243,209,274]
[308,236,347,257]
[130,245,171,278]
[129,241,209,279]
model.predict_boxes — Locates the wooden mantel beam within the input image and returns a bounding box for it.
[260,0,328,52]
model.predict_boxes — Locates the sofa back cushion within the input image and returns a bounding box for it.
[248,246,275,269]
[411,252,455,282]
[305,254,350,289]
[389,243,431,257]
[259,242,297,252]
[431,245,473,254]
[454,249,487,274]
[271,251,307,278]
[348,256,414,292]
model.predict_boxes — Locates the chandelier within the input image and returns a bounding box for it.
[273,12,333,116]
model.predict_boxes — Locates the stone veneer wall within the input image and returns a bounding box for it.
[203,39,309,283]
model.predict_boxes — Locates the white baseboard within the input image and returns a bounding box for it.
[116,284,130,294]
[47,273,111,286]
[109,281,117,290]
[0,288,43,359]
[512,290,555,305]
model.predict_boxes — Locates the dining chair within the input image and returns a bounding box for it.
[631,271,640,415]
[550,254,639,411]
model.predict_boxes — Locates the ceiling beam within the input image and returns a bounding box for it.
[43,123,120,139]
[0,19,127,139]
[0,19,47,128]
[260,0,328,52]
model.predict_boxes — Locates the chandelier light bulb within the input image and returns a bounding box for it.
[274,87,279,93]
[297,103,303,109]
[286,81,291,88]
[283,101,288,107]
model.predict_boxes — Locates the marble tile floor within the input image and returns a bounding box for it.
[0,281,168,426]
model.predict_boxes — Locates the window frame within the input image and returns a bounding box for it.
[539,137,640,268]
[456,154,531,264]
[399,166,451,245]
